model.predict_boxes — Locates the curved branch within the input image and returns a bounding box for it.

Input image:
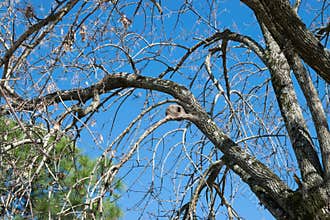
[187,160,225,219]
[211,27,325,186]
[10,72,293,218]
[207,29,266,61]
[159,29,265,78]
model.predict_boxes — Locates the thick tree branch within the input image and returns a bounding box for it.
[285,48,330,179]
[201,26,329,216]
[211,26,324,187]
[7,73,293,218]
[241,0,330,83]
[192,27,324,186]
[261,25,324,187]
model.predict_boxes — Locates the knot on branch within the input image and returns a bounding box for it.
[165,104,196,121]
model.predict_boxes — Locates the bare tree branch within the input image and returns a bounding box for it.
[241,0,330,83]
[4,72,294,218]
[0,0,79,69]
[285,47,330,179]
[261,25,323,187]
